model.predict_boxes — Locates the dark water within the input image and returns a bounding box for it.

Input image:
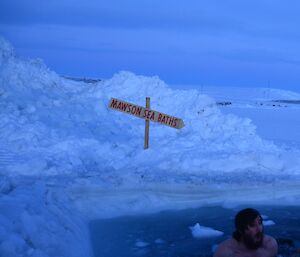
[90,206,300,257]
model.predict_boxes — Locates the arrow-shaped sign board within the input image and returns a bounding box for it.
[108,98,184,129]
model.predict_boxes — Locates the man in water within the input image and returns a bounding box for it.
[213,208,278,257]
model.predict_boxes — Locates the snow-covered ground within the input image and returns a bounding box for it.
[1,36,300,256]
[200,86,300,149]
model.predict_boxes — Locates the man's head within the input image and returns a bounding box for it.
[232,208,264,249]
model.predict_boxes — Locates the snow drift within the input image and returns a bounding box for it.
[1,37,299,179]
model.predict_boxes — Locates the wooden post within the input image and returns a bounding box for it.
[144,97,150,149]
[108,97,185,149]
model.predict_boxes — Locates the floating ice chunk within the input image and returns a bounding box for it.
[263,220,275,226]
[135,240,150,248]
[261,214,275,226]
[154,239,165,244]
[189,223,224,238]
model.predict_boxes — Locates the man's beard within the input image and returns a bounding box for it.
[243,231,264,250]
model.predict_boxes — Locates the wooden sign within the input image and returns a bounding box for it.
[108,98,184,129]
[108,97,185,149]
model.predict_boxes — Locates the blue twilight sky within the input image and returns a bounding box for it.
[1,0,300,91]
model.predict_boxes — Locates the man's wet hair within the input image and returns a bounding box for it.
[232,208,262,241]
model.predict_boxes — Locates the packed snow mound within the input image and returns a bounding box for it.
[1,37,300,180]
[0,38,61,93]
[0,176,92,257]
[0,37,15,62]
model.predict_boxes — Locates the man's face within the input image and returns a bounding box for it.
[242,216,264,249]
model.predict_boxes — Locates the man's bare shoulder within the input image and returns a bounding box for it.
[213,235,278,257]
[264,234,277,244]
[213,238,238,257]
[263,234,278,253]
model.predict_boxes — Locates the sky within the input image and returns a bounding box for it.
[1,0,300,91]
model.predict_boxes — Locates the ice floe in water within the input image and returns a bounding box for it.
[189,223,224,238]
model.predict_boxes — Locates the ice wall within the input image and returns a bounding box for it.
[0,175,92,257]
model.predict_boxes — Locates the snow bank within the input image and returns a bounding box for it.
[1,36,299,180]
[0,176,91,257]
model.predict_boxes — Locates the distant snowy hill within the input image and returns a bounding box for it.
[175,83,300,100]
[199,86,300,102]
[1,36,300,257]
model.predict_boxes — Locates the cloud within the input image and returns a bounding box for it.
[2,0,300,43]
[0,0,253,33]
[1,0,300,90]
